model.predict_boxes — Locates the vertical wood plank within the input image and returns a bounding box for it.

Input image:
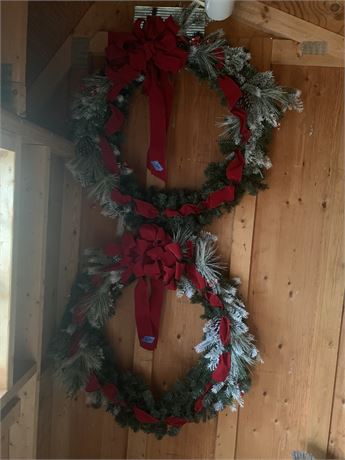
[0,148,16,391]
[11,145,51,380]
[0,1,28,115]
[36,156,65,459]
[1,397,20,459]
[8,144,51,459]
[9,375,37,458]
[145,68,230,460]
[327,301,345,459]
[214,37,272,460]
[49,169,82,459]
[1,427,10,459]
[235,66,344,459]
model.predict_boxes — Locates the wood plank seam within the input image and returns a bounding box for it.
[233,194,260,460]
[326,295,345,456]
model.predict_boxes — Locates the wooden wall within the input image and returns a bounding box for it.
[33,3,345,459]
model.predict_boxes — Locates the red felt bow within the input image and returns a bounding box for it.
[106,16,188,181]
[105,224,185,350]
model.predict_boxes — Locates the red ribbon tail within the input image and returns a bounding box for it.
[160,70,174,129]
[135,278,154,350]
[146,70,172,182]
[134,277,165,350]
[149,278,165,345]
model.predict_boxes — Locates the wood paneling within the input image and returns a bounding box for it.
[271,39,344,68]
[235,66,344,459]
[233,1,344,62]
[265,1,344,36]
[33,2,344,459]
[27,1,92,86]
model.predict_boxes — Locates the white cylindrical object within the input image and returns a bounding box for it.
[205,0,235,21]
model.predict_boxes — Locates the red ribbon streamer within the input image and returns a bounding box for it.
[202,185,235,210]
[99,137,119,175]
[85,374,118,403]
[194,383,212,413]
[205,291,224,308]
[186,264,207,290]
[218,76,250,142]
[165,416,188,427]
[219,317,231,346]
[163,186,235,218]
[110,184,236,220]
[226,150,245,183]
[164,203,201,217]
[212,352,231,383]
[105,16,188,181]
[133,407,187,427]
[133,406,160,424]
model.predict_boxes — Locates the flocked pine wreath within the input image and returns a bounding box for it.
[52,4,302,438]
[51,226,260,438]
[69,5,302,234]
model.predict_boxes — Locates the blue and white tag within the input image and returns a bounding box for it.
[142,335,155,344]
[151,160,164,172]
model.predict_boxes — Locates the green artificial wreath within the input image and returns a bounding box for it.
[51,225,260,438]
[69,6,302,234]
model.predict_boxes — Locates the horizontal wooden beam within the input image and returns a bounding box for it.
[272,39,344,68]
[233,1,344,63]
[1,109,74,158]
